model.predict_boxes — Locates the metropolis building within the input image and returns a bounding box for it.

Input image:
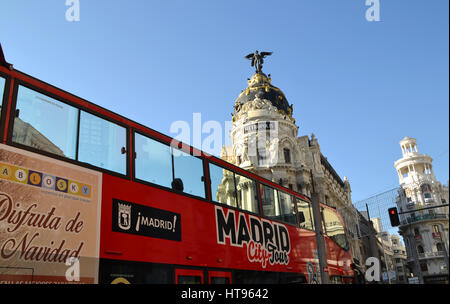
[394,137,449,284]
[220,55,366,276]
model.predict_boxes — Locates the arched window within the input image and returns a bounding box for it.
[283,148,291,163]
[420,263,428,272]
[417,245,424,254]
[421,183,432,193]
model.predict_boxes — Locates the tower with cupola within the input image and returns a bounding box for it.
[394,137,449,284]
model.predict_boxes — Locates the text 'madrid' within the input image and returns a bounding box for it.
[215,206,290,268]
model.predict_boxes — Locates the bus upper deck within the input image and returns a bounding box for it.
[0,44,353,284]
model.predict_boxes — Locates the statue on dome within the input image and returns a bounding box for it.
[245,50,272,73]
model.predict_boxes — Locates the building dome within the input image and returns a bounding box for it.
[234,72,292,117]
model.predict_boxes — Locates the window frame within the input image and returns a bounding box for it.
[175,268,204,284]
[259,182,302,228]
[277,189,299,226]
[260,183,279,219]
[208,271,232,284]
[321,205,350,251]
[283,148,291,164]
[12,84,80,159]
[6,80,130,179]
[132,129,209,202]
[295,197,315,231]
[433,225,439,233]
[257,147,267,166]
[0,72,11,143]
[234,171,260,214]
[77,109,129,175]
[207,160,261,215]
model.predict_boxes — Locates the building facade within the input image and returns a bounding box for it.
[394,136,449,284]
[391,234,409,283]
[221,65,365,277]
[377,231,409,284]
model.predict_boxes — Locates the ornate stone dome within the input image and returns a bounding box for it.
[234,72,292,118]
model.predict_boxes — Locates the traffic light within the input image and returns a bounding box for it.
[388,207,400,227]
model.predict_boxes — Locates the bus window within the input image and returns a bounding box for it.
[78,110,127,175]
[135,133,206,198]
[210,277,231,284]
[209,271,232,284]
[12,85,78,158]
[235,173,259,214]
[296,198,315,231]
[135,133,173,189]
[209,163,238,208]
[260,184,280,220]
[0,76,5,118]
[278,191,297,225]
[322,207,349,251]
[172,149,206,198]
[177,275,202,284]
[175,269,204,284]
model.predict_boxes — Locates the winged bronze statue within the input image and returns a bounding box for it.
[245,50,273,73]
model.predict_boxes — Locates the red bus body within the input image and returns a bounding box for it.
[0,46,354,284]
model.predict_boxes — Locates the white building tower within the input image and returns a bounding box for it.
[394,136,449,284]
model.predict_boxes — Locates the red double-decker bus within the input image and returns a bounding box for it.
[0,44,354,284]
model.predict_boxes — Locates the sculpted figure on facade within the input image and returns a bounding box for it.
[266,138,280,166]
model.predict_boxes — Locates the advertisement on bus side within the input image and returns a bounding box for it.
[112,198,182,242]
[0,144,102,284]
[215,206,291,269]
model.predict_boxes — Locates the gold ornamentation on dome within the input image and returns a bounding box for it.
[250,97,276,111]
[276,106,295,123]
[234,70,294,123]
[247,73,271,87]
[278,109,287,116]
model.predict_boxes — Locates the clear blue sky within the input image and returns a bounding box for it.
[1,0,448,203]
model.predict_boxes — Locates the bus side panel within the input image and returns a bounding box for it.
[0,144,102,284]
[99,174,318,283]
[325,236,354,279]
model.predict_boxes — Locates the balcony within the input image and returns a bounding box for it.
[400,213,448,226]
[424,197,434,205]
[432,232,442,239]
[418,251,445,259]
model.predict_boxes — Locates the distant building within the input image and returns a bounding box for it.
[371,218,383,234]
[391,234,409,284]
[12,117,64,156]
[394,137,449,284]
[377,231,409,284]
